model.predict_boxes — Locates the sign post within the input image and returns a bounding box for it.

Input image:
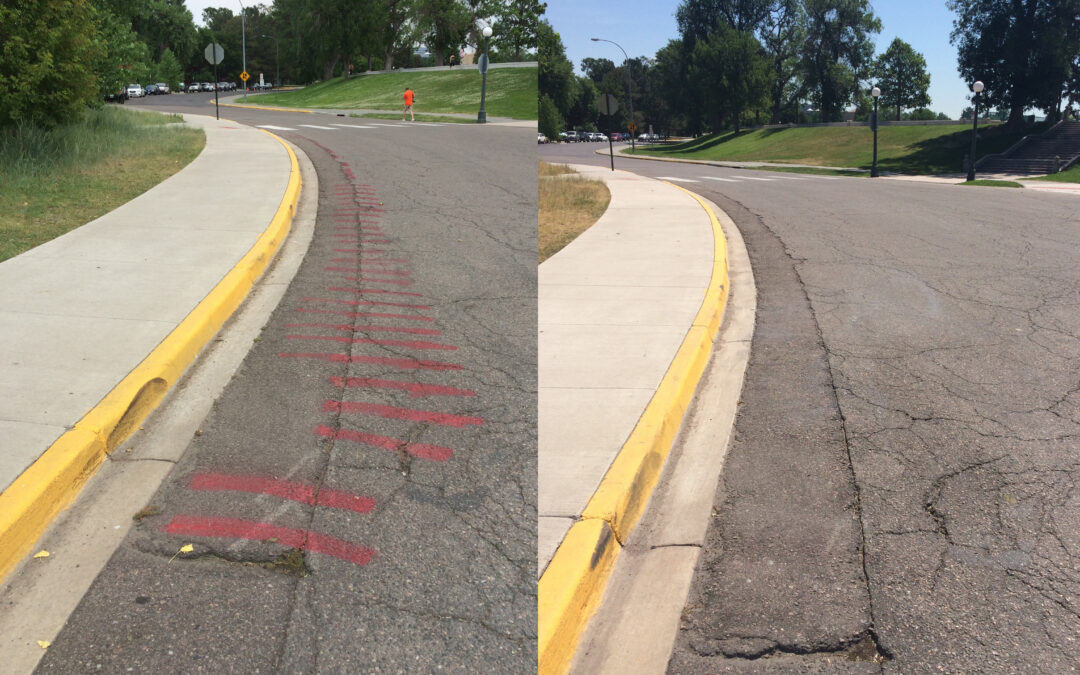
[204,43,224,119]
[597,93,619,171]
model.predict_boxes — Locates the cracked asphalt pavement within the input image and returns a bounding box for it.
[37,97,536,672]
[541,143,1080,672]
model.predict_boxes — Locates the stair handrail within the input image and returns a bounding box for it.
[975,119,1068,169]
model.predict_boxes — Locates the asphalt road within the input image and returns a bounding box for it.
[37,94,536,672]
[542,143,1080,672]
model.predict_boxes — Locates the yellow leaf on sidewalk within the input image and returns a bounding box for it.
[37,640,50,649]
[179,544,194,553]
[33,550,50,559]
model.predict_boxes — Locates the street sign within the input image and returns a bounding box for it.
[627,122,637,132]
[477,53,489,75]
[204,43,224,65]
[240,71,250,82]
[597,93,619,116]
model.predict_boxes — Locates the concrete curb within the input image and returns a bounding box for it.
[0,129,302,582]
[538,183,730,675]
[599,146,868,174]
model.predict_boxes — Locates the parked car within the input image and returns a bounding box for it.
[610,132,623,141]
[155,82,170,94]
[538,133,548,144]
[104,88,127,103]
[594,133,608,142]
[187,82,201,93]
[201,82,214,92]
[144,84,159,95]
[126,83,145,98]
[562,130,580,142]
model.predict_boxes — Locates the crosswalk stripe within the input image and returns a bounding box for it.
[368,123,405,127]
[257,125,297,131]
[735,176,775,181]
[656,176,700,183]
[701,176,742,182]
[331,123,378,129]
[769,175,808,180]
[298,124,337,130]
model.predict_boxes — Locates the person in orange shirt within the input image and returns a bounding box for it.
[403,87,415,121]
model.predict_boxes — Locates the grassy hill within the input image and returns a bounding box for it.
[634,123,1033,175]
[251,67,537,120]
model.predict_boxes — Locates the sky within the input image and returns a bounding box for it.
[545,0,977,119]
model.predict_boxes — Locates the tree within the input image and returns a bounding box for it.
[415,0,471,67]
[155,48,184,91]
[801,0,881,121]
[873,38,931,120]
[581,57,616,83]
[492,0,546,61]
[949,0,1080,128]
[538,19,575,118]
[538,93,562,138]
[691,23,770,133]
[91,2,153,98]
[761,0,806,123]
[0,0,101,129]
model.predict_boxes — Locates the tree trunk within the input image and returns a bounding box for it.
[323,55,339,82]
[384,50,394,71]
[1006,105,1025,131]
[435,53,444,67]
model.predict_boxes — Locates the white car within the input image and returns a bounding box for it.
[126,83,145,98]
[538,133,548,144]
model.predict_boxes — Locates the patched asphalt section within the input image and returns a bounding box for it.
[37,113,535,671]
[668,195,879,673]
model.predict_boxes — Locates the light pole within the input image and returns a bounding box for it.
[262,34,279,87]
[967,80,984,181]
[238,0,247,101]
[591,37,634,150]
[477,25,493,123]
[870,86,881,177]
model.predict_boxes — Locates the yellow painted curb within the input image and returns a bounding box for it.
[0,130,302,583]
[538,519,619,675]
[538,183,730,675]
[215,100,313,113]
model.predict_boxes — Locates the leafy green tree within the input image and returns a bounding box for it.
[691,24,770,132]
[873,38,931,120]
[538,93,562,138]
[538,19,575,117]
[155,48,184,91]
[950,0,1080,127]
[801,0,880,121]
[0,0,101,129]
[91,3,152,98]
[761,0,806,123]
[491,0,546,61]
[581,57,617,83]
[132,0,198,64]
[416,0,471,67]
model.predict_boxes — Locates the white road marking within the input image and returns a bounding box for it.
[330,123,377,129]
[368,123,406,127]
[701,176,742,182]
[656,176,700,183]
[735,176,775,181]
[257,125,297,131]
[769,175,808,180]
[298,124,337,130]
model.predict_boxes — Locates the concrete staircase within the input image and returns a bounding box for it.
[977,121,1080,175]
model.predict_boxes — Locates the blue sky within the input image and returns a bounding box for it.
[545,0,977,119]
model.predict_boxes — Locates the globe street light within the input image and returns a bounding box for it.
[591,37,634,150]
[967,80,985,181]
[477,25,493,123]
[870,86,881,177]
[261,34,279,87]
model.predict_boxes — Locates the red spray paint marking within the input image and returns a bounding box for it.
[332,249,390,254]
[314,425,452,462]
[297,308,431,321]
[277,353,462,370]
[328,287,424,298]
[343,276,411,286]
[285,323,441,336]
[333,226,382,232]
[330,376,475,397]
[189,473,375,513]
[329,258,407,267]
[165,515,375,566]
[304,295,429,310]
[323,400,482,427]
[287,335,456,351]
[331,265,410,276]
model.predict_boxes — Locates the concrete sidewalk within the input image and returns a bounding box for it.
[538,165,729,673]
[0,114,299,580]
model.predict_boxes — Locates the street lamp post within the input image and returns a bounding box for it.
[262,34,279,87]
[591,37,634,151]
[967,80,984,181]
[238,0,247,101]
[477,25,492,123]
[870,86,881,177]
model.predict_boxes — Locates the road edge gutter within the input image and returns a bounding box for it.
[0,129,301,583]
[538,183,730,675]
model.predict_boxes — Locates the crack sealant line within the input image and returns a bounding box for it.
[538,177,730,675]
[0,128,302,583]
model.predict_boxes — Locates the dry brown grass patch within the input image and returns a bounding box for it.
[538,162,610,263]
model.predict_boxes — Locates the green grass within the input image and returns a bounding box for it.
[0,107,205,262]
[960,179,1024,188]
[349,112,474,124]
[250,67,537,120]
[630,123,1031,175]
[1024,164,1080,183]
